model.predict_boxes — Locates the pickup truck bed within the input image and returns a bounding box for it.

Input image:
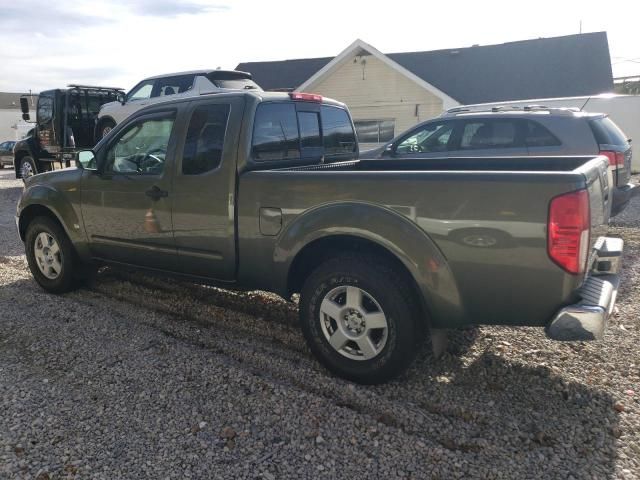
[16,90,622,383]
[239,155,613,330]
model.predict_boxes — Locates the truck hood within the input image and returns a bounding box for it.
[99,101,120,114]
[24,167,83,190]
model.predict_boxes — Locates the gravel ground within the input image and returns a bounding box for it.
[0,168,639,479]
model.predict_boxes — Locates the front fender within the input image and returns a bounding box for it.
[18,178,90,261]
[274,202,466,328]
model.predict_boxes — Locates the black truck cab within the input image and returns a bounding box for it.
[13,85,123,179]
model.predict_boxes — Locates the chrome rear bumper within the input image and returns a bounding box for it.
[546,236,622,341]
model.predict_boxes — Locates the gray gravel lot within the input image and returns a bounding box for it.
[1,168,639,479]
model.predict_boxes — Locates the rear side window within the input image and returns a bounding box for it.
[155,75,195,97]
[460,119,520,149]
[588,117,629,147]
[252,103,300,161]
[207,75,261,91]
[321,106,357,158]
[524,121,561,147]
[251,103,356,163]
[182,104,230,175]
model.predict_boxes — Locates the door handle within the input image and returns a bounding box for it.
[145,185,168,200]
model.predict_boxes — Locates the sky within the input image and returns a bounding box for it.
[0,0,639,94]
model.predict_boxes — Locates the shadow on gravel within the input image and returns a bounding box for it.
[402,347,620,477]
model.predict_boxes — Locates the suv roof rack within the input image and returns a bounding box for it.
[67,84,125,91]
[444,104,581,116]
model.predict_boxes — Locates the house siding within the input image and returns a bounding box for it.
[304,54,444,149]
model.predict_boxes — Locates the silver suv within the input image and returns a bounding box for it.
[360,106,635,216]
[96,70,261,139]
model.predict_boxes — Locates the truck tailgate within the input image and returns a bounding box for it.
[580,156,613,252]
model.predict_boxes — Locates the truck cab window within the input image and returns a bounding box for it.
[37,96,54,125]
[251,103,300,161]
[182,104,230,174]
[104,117,174,175]
[298,111,321,148]
[321,106,357,160]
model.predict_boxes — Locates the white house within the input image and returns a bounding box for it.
[237,32,614,150]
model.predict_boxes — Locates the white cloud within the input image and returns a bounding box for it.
[0,0,638,93]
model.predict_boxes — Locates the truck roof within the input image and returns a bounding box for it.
[143,89,347,109]
[249,91,347,108]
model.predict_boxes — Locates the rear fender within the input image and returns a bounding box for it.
[275,202,466,328]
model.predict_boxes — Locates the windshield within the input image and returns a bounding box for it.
[37,94,54,125]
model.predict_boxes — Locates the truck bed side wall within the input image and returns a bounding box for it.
[237,169,592,328]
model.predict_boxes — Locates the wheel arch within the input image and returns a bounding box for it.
[95,115,117,140]
[278,202,466,328]
[288,234,431,327]
[18,188,91,262]
[19,203,67,242]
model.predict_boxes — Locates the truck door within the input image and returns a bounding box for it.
[81,109,179,270]
[169,96,245,280]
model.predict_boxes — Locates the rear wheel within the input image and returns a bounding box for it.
[299,254,422,384]
[25,217,78,293]
[19,156,37,180]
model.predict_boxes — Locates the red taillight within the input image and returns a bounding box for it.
[548,189,590,274]
[600,150,625,168]
[289,92,323,102]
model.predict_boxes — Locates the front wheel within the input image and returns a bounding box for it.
[98,119,116,140]
[19,156,37,180]
[25,217,79,293]
[299,254,422,384]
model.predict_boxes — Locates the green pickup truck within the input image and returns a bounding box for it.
[16,90,623,383]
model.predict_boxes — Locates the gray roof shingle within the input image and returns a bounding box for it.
[236,32,613,104]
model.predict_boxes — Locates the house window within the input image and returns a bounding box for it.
[354,120,395,143]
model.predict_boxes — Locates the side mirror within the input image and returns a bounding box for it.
[118,93,126,105]
[77,150,96,170]
[20,97,30,121]
[383,144,393,156]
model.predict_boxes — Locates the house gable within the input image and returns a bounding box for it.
[298,39,459,110]
[306,50,446,135]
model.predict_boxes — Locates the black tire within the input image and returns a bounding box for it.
[19,156,37,181]
[98,119,116,140]
[299,254,422,384]
[25,217,78,293]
